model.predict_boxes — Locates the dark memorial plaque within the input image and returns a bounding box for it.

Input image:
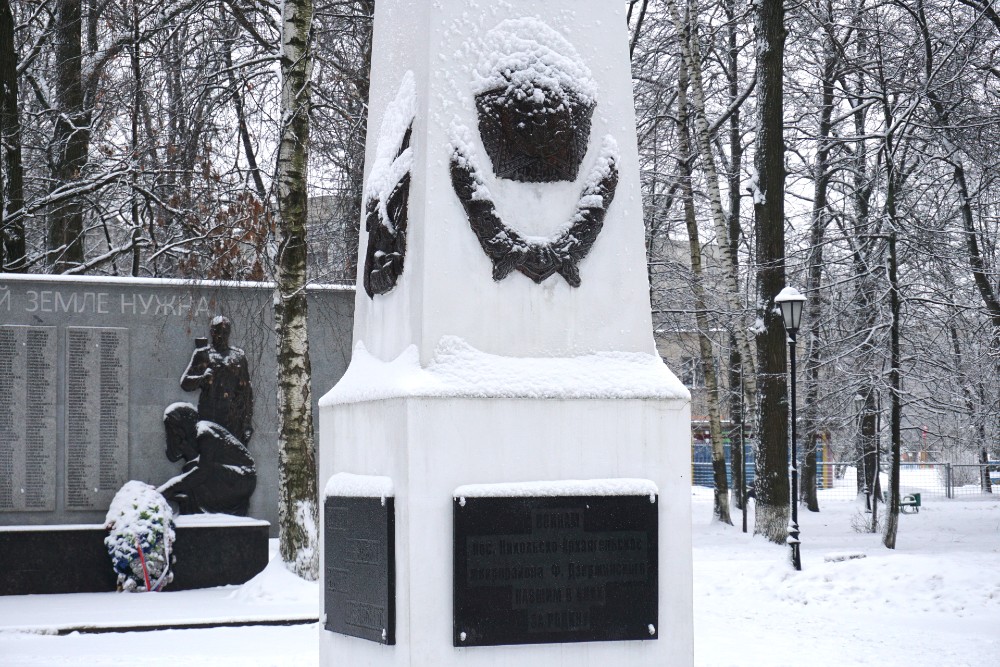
[324,496,395,644]
[65,327,130,510]
[0,326,57,511]
[453,494,658,647]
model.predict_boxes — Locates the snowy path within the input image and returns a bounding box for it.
[1,492,997,666]
[0,557,318,634]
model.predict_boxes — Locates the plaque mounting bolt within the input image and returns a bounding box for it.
[648,624,656,636]
[459,631,467,642]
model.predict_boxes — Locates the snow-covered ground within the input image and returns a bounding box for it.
[2,485,997,666]
[692,487,999,666]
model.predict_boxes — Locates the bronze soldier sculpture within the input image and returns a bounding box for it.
[180,315,254,445]
[159,315,256,516]
[159,403,256,516]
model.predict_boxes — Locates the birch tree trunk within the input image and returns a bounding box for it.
[677,51,731,525]
[275,0,319,580]
[664,0,758,416]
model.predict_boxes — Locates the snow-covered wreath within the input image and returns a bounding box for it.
[104,481,176,592]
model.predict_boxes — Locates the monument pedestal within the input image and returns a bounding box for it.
[318,348,692,665]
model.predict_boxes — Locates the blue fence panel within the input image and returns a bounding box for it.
[692,442,756,488]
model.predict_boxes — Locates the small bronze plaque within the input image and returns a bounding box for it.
[453,494,658,647]
[324,496,395,644]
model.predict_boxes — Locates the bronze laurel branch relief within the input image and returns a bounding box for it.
[362,71,417,299]
[363,124,412,298]
[449,141,619,287]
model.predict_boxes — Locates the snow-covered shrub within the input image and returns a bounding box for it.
[850,509,872,534]
[104,481,176,592]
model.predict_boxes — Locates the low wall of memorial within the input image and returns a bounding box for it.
[0,274,354,535]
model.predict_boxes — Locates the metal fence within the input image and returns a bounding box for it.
[814,463,947,501]
[692,460,1000,502]
[950,464,1000,498]
[691,443,755,488]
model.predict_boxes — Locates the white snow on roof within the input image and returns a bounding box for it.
[324,472,395,499]
[454,478,658,499]
[319,335,689,406]
[0,272,353,291]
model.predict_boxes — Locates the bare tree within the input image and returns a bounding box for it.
[0,0,25,271]
[751,0,791,544]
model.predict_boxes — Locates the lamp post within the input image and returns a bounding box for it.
[872,392,880,532]
[775,286,806,571]
[855,393,870,512]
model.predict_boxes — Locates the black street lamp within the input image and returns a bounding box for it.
[775,286,806,571]
[855,393,870,512]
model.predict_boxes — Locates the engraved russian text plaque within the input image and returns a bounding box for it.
[0,326,57,511]
[65,327,130,510]
[324,496,395,644]
[453,494,658,647]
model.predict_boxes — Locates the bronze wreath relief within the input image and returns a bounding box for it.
[449,146,619,287]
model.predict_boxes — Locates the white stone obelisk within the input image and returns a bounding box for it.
[318,1,692,665]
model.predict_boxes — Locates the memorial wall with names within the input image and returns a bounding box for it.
[0,326,57,511]
[0,276,354,532]
[65,327,129,510]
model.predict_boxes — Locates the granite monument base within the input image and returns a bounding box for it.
[318,393,693,667]
[0,515,269,595]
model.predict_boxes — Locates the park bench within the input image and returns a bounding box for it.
[899,492,921,514]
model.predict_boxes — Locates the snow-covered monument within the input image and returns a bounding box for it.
[318,1,693,665]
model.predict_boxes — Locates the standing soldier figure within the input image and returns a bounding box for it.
[181,315,254,445]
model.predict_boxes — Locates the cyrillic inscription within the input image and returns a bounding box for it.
[0,326,57,511]
[65,327,129,510]
[453,495,658,647]
[0,286,213,318]
[323,496,395,644]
